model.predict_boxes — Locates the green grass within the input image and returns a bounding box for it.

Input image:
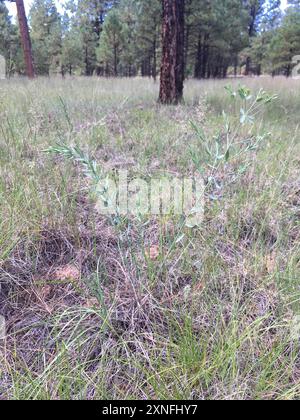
[0,76,299,400]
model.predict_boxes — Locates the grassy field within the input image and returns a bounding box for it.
[0,76,299,400]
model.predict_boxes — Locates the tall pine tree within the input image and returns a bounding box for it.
[159,0,185,104]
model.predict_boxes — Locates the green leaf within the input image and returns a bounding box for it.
[238,86,252,101]
[225,149,230,162]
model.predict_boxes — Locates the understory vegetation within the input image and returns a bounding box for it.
[0,77,299,400]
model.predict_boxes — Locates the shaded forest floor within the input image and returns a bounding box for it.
[0,77,299,400]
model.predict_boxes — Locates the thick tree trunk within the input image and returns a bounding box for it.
[159,0,185,105]
[15,0,34,78]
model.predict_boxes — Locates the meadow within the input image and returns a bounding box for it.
[0,76,299,400]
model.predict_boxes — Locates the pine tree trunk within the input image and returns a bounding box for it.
[152,36,157,81]
[184,23,190,77]
[245,56,251,76]
[201,34,209,79]
[113,45,118,77]
[194,35,202,79]
[159,0,185,105]
[15,0,34,78]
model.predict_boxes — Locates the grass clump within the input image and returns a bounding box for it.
[0,77,299,400]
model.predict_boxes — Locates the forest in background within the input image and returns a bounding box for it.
[0,0,299,79]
